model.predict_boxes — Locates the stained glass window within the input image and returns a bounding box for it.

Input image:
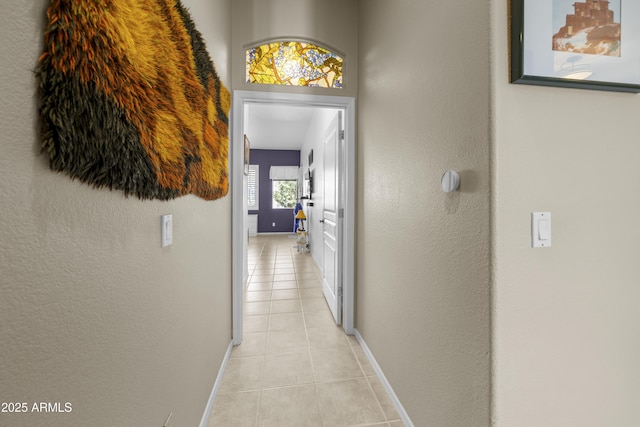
[246,41,343,89]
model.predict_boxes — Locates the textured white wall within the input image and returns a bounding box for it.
[231,0,358,96]
[492,1,640,426]
[0,1,232,426]
[357,1,491,425]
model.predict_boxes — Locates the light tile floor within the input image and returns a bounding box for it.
[207,234,403,427]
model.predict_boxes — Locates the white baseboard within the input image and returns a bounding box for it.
[354,329,414,427]
[255,232,296,236]
[199,340,234,427]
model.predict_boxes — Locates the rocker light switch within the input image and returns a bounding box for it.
[531,212,551,248]
[161,214,173,247]
[538,219,549,240]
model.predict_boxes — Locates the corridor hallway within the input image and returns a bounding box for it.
[207,235,403,426]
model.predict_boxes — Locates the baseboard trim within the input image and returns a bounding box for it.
[354,329,414,427]
[199,340,234,427]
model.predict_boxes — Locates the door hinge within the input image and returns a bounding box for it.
[338,287,343,298]
[339,130,345,140]
[338,208,344,219]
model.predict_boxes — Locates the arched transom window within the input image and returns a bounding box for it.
[246,41,343,89]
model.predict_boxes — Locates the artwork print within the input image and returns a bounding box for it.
[552,0,621,57]
[511,0,640,92]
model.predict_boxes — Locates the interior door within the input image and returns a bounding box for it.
[322,111,343,324]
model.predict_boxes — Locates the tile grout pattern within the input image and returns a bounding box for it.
[207,234,404,427]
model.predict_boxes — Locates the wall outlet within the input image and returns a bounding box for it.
[272,222,276,227]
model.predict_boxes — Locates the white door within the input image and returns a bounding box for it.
[322,112,343,324]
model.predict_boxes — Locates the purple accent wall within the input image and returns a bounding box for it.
[249,149,300,233]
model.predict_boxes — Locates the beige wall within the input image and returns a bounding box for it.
[0,1,232,426]
[231,0,358,96]
[357,1,491,426]
[492,2,640,426]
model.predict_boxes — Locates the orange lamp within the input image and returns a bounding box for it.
[295,209,306,230]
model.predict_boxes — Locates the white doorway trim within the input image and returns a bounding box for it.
[231,90,355,345]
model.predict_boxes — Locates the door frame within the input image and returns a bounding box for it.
[231,90,355,345]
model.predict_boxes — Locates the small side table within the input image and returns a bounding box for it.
[296,229,309,253]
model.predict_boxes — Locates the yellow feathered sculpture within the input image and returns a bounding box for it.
[37,0,230,200]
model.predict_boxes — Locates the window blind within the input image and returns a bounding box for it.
[247,165,259,209]
[269,166,299,180]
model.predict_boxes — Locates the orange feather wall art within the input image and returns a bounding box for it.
[37,0,230,200]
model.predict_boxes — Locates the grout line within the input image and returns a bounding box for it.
[253,389,261,427]
[364,374,390,423]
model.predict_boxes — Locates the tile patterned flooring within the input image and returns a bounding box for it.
[207,235,403,427]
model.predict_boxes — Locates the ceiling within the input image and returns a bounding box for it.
[245,103,317,150]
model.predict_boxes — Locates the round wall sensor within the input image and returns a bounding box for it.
[441,170,460,193]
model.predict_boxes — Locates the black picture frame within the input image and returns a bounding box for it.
[302,168,313,199]
[511,0,640,93]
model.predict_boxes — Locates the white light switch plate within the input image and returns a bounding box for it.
[161,214,172,247]
[531,212,551,248]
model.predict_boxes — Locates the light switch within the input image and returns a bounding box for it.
[531,212,551,248]
[161,214,172,247]
[538,219,549,240]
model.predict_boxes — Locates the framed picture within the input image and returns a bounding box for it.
[243,135,250,176]
[302,168,313,199]
[511,0,640,93]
